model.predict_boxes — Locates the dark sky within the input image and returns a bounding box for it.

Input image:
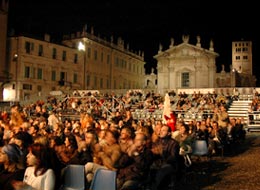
[7,0,260,86]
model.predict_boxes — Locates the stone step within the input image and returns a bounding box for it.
[229,107,249,111]
[230,104,250,107]
[228,113,248,117]
[228,110,248,114]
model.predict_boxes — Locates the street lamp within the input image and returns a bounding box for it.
[13,53,18,101]
[78,41,86,89]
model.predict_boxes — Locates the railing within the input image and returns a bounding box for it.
[247,111,260,132]
[131,108,215,123]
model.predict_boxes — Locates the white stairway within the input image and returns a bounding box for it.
[227,100,252,124]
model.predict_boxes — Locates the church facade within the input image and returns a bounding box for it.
[151,35,256,94]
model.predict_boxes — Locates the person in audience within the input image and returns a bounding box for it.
[151,121,162,143]
[227,117,238,144]
[69,129,99,165]
[164,111,177,132]
[51,122,65,143]
[150,124,181,190]
[186,120,196,137]
[47,110,60,132]
[12,143,56,190]
[208,121,227,156]
[175,123,194,154]
[118,126,134,154]
[235,118,246,142]
[194,120,209,143]
[205,116,213,129]
[0,143,25,190]
[84,129,121,188]
[117,132,153,190]
[55,133,78,165]
[212,105,229,132]
[9,131,33,169]
[27,125,39,141]
[2,122,13,145]
[174,123,194,167]
[33,135,63,189]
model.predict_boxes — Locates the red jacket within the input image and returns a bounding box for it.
[164,113,176,132]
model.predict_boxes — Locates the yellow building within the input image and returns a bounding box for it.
[5,35,83,101]
[4,29,145,101]
[61,28,145,91]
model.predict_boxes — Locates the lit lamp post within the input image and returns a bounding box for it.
[13,53,18,100]
[78,41,86,89]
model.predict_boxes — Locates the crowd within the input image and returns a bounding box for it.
[0,89,254,190]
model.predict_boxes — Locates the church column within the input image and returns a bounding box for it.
[168,64,175,89]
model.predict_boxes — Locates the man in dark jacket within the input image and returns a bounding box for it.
[150,124,181,190]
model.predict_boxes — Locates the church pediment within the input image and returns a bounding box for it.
[154,41,219,60]
[168,43,218,58]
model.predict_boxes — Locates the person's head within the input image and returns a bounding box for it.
[220,105,226,112]
[229,117,236,125]
[34,135,49,146]
[159,124,172,138]
[179,123,189,135]
[120,127,134,140]
[49,136,63,148]
[212,121,219,129]
[153,122,162,135]
[236,118,242,124]
[64,134,78,149]
[52,122,63,133]
[196,121,201,127]
[0,143,23,165]
[105,129,120,145]
[26,143,52,175]
[85,130,99,146]
[28,125,39,136]
[12,131,33,149]
[134,132,147,151]
[97,129,106,140]
[201,119,206,126]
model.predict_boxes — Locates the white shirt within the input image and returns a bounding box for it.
[47,114,59,128]
[23,166,55,190]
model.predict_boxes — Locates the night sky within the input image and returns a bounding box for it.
[6,0,260,86]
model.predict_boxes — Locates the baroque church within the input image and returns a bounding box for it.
[146,35,256,93]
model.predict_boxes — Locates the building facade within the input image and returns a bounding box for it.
[154,35,256,94]
[4,35,83,101]
[3,29,145,101]
[61,28,145,91]
[154,35,218,93]
[232,41,252,75]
